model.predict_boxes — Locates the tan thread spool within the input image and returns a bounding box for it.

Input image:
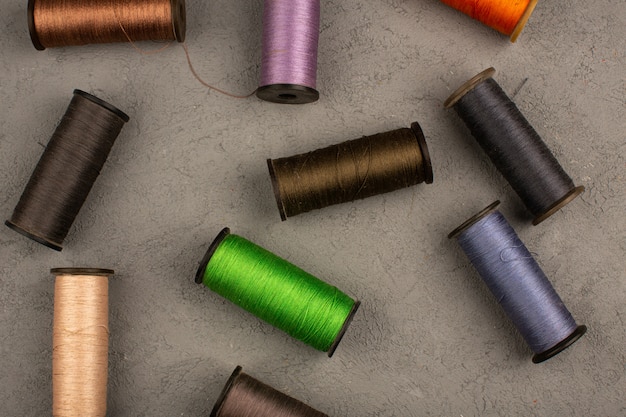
[51,268,113,417]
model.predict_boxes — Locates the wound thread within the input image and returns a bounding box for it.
[5,90,129,251]
[439,0,538,42]
[28,0,186,50]
[51,268,113,417]
[444,68,584,225]
[449,201,587,363]
[267,122,433,220]
[195,228,359,356]
[211,366,328,417]
[256,0,321,104]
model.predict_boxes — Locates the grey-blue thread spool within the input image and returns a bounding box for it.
[448,201,586,363]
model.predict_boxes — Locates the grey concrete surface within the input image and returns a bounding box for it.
[1,0,624,416]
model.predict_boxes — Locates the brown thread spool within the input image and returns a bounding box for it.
[267,122,433,220]
[211,366,329,417]
[5,90,128,250]
[28,0,186,50]
[51,268,113,417]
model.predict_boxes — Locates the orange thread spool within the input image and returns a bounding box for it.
[28,0,186,50]
[439,0,538,42]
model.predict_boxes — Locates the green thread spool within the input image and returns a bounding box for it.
[195,228,360,356]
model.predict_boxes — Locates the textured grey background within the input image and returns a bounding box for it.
[1,0,624,416]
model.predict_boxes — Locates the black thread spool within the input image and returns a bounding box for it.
[444,68,584,224]
[267,122,433,220]
[211,366,328,417]
[5,90,129,250]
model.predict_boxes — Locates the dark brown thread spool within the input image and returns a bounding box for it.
[267,122,433,220]
[5,90,129,250]
[444,67,584,225]
[211,366,329,417]
[28,0,186,50]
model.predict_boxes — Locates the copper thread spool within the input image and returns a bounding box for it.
[28,0,186,50]
[51,268,113,417]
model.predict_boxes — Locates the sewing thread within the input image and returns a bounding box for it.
[5,90,128,250]
[268,122,433,220]
[195,228,359,356]
[51,268,113,417]
[28,0,186,50]
[439,0,538,42]
[449,201,587,363]
[445,68,584,225]
[211,366,328,417]
[256,0,320,104]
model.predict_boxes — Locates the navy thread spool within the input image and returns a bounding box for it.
[448,201,587,363]
[5,90,129,250]
[444,68,584,225]
[210,366,328,417]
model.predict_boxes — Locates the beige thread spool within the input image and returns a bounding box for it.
[51,268,113,417]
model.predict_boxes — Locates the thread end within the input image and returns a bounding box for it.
[532,186,585,225]
[210,366,243,417]
[444,67,496,109]
[448,201,501,239]
[5,220,63,251]
[256,84,319,104]
[195,228,231,284]
[532,324,587,363]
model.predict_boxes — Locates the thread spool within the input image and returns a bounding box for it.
[195,228,359,356]
[444,68,584,225]
[256,0,320,104]
[449,201,586,363]
[211,366,328,417]
[267,122,433,220]
[439,0,538,42]
[28,0,186,50]
[5,90,129,250]
[51,268,113,417]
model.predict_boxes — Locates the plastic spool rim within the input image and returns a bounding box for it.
[5,220,63,251]
[532,186,585,225]
[195,227,230,284]
[256,84,319,104]
[51,268,115,276]
[267,159,288,221]
[410,122,434,184]
[171,0,186,42]
[448,200,501,239]
[444,67,496,109]
[532,324,587,363]
[510,0,539,42]
[73,89,130,122]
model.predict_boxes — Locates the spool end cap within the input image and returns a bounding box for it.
[532,324,587,363]
[195,227,230,284]
[256,84,319,104]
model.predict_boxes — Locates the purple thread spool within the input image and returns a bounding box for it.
[256,0,320,104]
